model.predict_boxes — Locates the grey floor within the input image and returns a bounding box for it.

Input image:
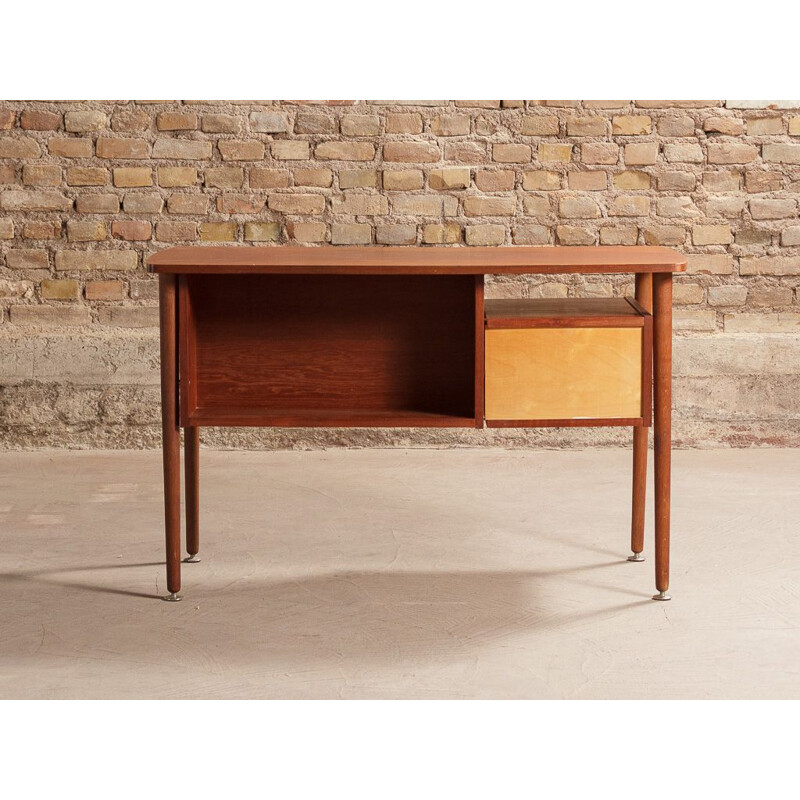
[1,447,798,699]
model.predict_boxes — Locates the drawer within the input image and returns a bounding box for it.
[484,298,651,425]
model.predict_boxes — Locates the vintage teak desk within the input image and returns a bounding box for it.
[148,246,686,603]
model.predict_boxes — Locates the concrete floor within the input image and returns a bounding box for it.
[0,447,798,699]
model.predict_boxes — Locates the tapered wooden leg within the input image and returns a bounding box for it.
[630,273,653,562]
[630,427,648,560]
[159,273,182,601]
[652,273,672,600]
[184,426,200,562]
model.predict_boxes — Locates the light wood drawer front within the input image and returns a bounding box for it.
[485,327,643,420]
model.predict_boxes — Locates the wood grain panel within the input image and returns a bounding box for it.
[487,417,643,428]
[149,245,687,274]
[485,327,643,420]
[188,408,476,428]
[183,274,478,427]
[474,275,485,428]
[485,298,644,329]
[158,274,181,595]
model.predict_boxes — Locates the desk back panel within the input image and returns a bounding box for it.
[180,274,483,428]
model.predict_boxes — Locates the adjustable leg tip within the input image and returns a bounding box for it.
[652,590,671,601]
[627,552,645,562]
[163,592,183,602]
[183,554,201,563]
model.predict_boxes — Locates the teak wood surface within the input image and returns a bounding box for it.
[149,245,686,274]
[484,297,646,328]
[179,273,481,428]
[152,245,678,602]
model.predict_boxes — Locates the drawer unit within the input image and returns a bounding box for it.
[484,298,652,426]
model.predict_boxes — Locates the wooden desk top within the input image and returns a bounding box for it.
[148,246,686,275]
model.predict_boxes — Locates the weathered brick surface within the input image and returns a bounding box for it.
[1,100,800,449]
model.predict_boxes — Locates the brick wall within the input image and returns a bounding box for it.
[1,99,799,449]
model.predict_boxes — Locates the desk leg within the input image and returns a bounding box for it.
[184,426,200,562]
[629,427,648,561]
[652,273,672,601]
[159,273,182,602]
[629,273,652,562]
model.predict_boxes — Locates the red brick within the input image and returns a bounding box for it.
[11,305,91,326]
[64,110,107,132]
[1,191,72,212]
[0,137,41,158]
[113,167,152,187]
[97,307,159,328]
[385,113,423,134]
[271,141,309,162]
[22,221,61,240]
[249,169,290,189]
[340,115,380,136]
[85,280,126,300]
[22,165,62,187]
[444,142,488,163]
[217,194,265,213]
[382,170,423,190]
[331,223,371,244]
[41,279,79,300]
[431,115,470,136]
[76,194,119,213]
[157,112,198,131]
[202,114,241,134]
[293,168,333,187]
[315,141,374,161]
[475,170,515,191]
[383,142,439,163]
[122,193,164,213]
[152,139,212,160]
[205,167,245,189]
[376,224,416,245]
[422,223,461,244]
[295,113,336,134]
[156,222,197,242]
[268,194,326,214]
[200,222,237,242]
[66,167,108,186]
[20,110,62,130]
[492,143,531,163]
[341,169,378,188]
[465,224,505,245]
[167,194,208,214]
[157,167,198,187]
[112,221,152,241]
[243,222,281,241]
[67,221,107,242]
[49,138,93,158]
[6,249,50,269]
[96,138,150,159]
[111,107,151,132]
[287,222,326,242]
[568,171,607,191]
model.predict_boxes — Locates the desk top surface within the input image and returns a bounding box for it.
[148,246,686,275]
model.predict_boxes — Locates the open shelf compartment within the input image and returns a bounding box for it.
[179,274,483,428]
